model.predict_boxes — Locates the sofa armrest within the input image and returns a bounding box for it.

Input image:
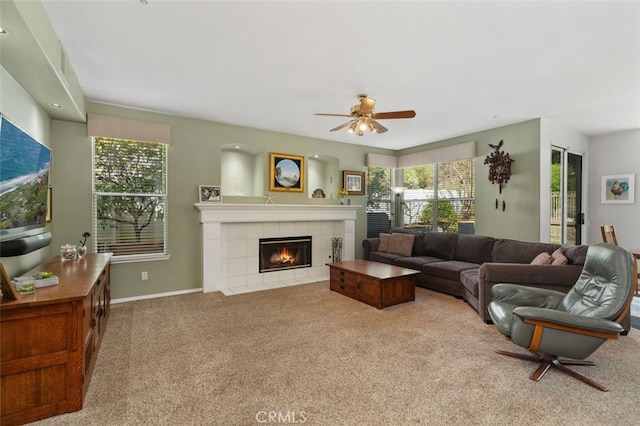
[362,238,380,260]
[477,263,582,323]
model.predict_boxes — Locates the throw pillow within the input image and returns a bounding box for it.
[378,233,392,253]
[387,233,415,257]
[530,252,553,265]
[551,248,568,265]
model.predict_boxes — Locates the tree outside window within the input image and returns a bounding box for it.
[93,137,167,258]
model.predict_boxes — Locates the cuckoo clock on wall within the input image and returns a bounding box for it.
[484,140,515,210]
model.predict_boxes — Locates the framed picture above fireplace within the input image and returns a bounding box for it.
[343,170,365,195]
[269,152,304,192]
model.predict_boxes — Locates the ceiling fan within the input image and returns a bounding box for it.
[314,95,416,136]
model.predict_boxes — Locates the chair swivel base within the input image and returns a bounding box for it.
[496,350,608,392]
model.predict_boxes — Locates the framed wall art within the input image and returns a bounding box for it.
[343,170,365,195]
[269,153,304,192]
[199,185,222,203]
[601,174,634,204]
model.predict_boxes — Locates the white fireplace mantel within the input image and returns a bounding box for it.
[195,203,360,293]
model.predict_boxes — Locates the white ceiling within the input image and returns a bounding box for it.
[41,0,640,150]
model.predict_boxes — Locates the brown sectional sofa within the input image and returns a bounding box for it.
[362,227,592,324]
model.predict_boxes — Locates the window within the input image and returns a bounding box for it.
[405,158,475,233]
[93,137,168,261]
[367,157,475,235]
[366,167,392,237]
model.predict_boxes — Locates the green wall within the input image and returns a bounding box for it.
[399,119,542,241]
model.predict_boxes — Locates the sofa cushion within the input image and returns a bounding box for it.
[561,244,588,265]
[460,268,480,296]
[551,248,568,265]
[416,232,457,260]
[393,255,442,271]
[530,252,553,265]
[422,260,480,282]
[491,239,559,264]
[454,235,496,264]
[378,233,393,252]
[389,227,424,254]
[378,232,417,257]
[369,251,403,265]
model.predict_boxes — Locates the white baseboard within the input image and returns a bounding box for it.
[112,288,202,304]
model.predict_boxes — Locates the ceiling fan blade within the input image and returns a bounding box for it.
[314,113,352,117]
[329,121,354,132]
[373,110,416,120]
[359,97,376,115]
[371,120,388,134]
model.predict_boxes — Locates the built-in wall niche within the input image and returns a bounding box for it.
[308,154,340,199]
[221,144,264,197]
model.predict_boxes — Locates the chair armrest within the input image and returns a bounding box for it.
[362,238,380,260]
[514,306,625,335]
[477,263,582,323]
[491,283,565,308]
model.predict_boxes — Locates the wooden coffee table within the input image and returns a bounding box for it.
[327,259,419,309]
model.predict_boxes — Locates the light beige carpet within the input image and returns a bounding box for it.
[33,282,640,425]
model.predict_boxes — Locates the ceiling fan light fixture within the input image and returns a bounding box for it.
[315,95,416,136]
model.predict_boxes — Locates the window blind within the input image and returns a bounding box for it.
[87,113,171,145]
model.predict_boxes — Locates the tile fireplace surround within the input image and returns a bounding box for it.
[195,203,359,295]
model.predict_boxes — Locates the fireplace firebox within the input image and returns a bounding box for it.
[259,236,312,273]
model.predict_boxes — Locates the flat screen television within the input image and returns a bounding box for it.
[0,113,51,242]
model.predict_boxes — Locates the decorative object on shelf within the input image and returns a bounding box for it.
[342,170,365,195]
[77,231,91,259]
[331,237,343,262]
[13,271,58,290]
[329,176,334,199]
[0,263,20,300]
[312,188,326,198]
[337,188,348,204]
[199,185,222,202]
[60,244,77,262]
[13,276,36,294]
[264,191,277,204]
[269,152,304,192]
[601,174,634,204]
[484,140,515,211]
[234,180,245,196]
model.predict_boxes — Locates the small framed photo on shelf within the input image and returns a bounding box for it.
[601,174,634,204]
[342,170,365,195]
[199,185,222,203]
[269,152,304,192]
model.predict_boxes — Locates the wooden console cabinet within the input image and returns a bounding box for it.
[0,253,112,425]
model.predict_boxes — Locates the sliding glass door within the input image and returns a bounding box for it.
[550,147,583,244]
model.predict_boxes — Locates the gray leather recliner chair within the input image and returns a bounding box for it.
[488,243,636,391]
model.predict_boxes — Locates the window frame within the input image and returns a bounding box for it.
[92,137,169,263]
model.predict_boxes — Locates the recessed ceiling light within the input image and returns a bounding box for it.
[49,103,63,108]
[234,145,241,149]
